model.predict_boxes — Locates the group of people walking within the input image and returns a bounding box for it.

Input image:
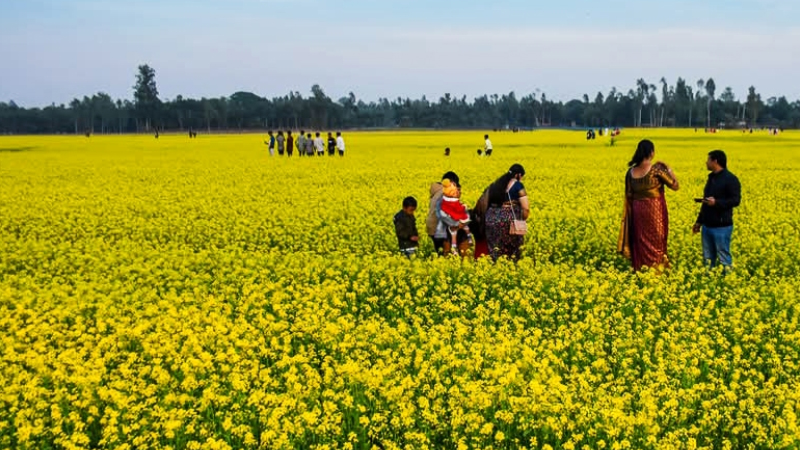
[265,130,345,157]
[395,139,742,272]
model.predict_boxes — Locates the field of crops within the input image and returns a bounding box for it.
[1,129,799,449]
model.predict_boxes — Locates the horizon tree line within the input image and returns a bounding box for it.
[1,64,798,134]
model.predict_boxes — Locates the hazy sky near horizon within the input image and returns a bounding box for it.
[1,0,798,107]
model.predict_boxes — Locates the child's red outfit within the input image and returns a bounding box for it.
[439,178,473,255]
[440,196,470,222]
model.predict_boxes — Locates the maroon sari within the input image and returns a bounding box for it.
[618,164,678,271]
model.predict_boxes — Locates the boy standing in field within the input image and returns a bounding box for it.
[314,132,325,156]
[297,130,305,157]
[394,197,419,258]
[265,131,276,156]
[336,132,345,156]
[327,132,336,156]
[286,131,294,157]
[484,134,493,156]
[305,133,315,156]
[276,131,285,156]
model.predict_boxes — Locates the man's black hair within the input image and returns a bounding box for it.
[709,150,727,169]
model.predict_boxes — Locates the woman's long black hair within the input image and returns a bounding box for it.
[628,139,655,167]
[488,163,526,204]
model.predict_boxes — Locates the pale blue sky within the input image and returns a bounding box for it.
[1,0,797,106]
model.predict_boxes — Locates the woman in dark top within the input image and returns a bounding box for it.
[484,164,529,261]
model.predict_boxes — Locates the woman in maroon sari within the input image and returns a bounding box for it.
[618,140,679,271]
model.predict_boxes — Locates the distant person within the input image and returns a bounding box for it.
[304,133,314,155]
[265,130,276,156]
[286,130,294,157]
[276,130,285,155]
[394,196,420,258]
[336,131,345,156]
[444,147,451,156]
[296,130,305,157]
[484,134,493,156]
[314,132,325,156]
[327,132,336,156]
[154,129,159,139]
[618,139,679,272]
[477,149,483,156]
[692,150,741,271]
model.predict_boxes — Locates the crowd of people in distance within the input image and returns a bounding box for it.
[265,130,346,157]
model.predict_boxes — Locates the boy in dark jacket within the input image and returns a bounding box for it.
[394,197,419,258]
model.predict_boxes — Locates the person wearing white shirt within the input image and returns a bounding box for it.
[336,132,345,157]
[484,134,493,156]
[314,132,325,156]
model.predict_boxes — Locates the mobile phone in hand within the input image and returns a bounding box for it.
[693,198,705,203]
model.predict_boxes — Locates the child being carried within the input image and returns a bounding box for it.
[439,178,473,254]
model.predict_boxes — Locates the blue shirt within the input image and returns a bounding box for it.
[508,181,525,201]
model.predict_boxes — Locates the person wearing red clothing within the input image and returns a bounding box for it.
[439,178,473,254]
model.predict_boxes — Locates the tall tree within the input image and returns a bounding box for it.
[635,78,649,127]
[746,86,762,126]
[659,77,669,127]
[674,78,688,126]
[705,78,716,128]
[695,79,705,127]
[133,64,160,132]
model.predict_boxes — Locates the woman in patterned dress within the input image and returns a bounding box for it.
[484,164,528,262]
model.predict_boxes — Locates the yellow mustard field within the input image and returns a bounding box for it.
[1,129,799,450]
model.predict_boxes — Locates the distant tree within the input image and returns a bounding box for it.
[635,78,649,127]
[747,86,762,126]
[133,64,160,132]
[659,77,669,127]
[695,79,705,127]
[705,78,716,128]
[5,76,800,133]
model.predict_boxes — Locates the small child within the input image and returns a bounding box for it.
[439,178,472,254]
[394,197,419,258]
